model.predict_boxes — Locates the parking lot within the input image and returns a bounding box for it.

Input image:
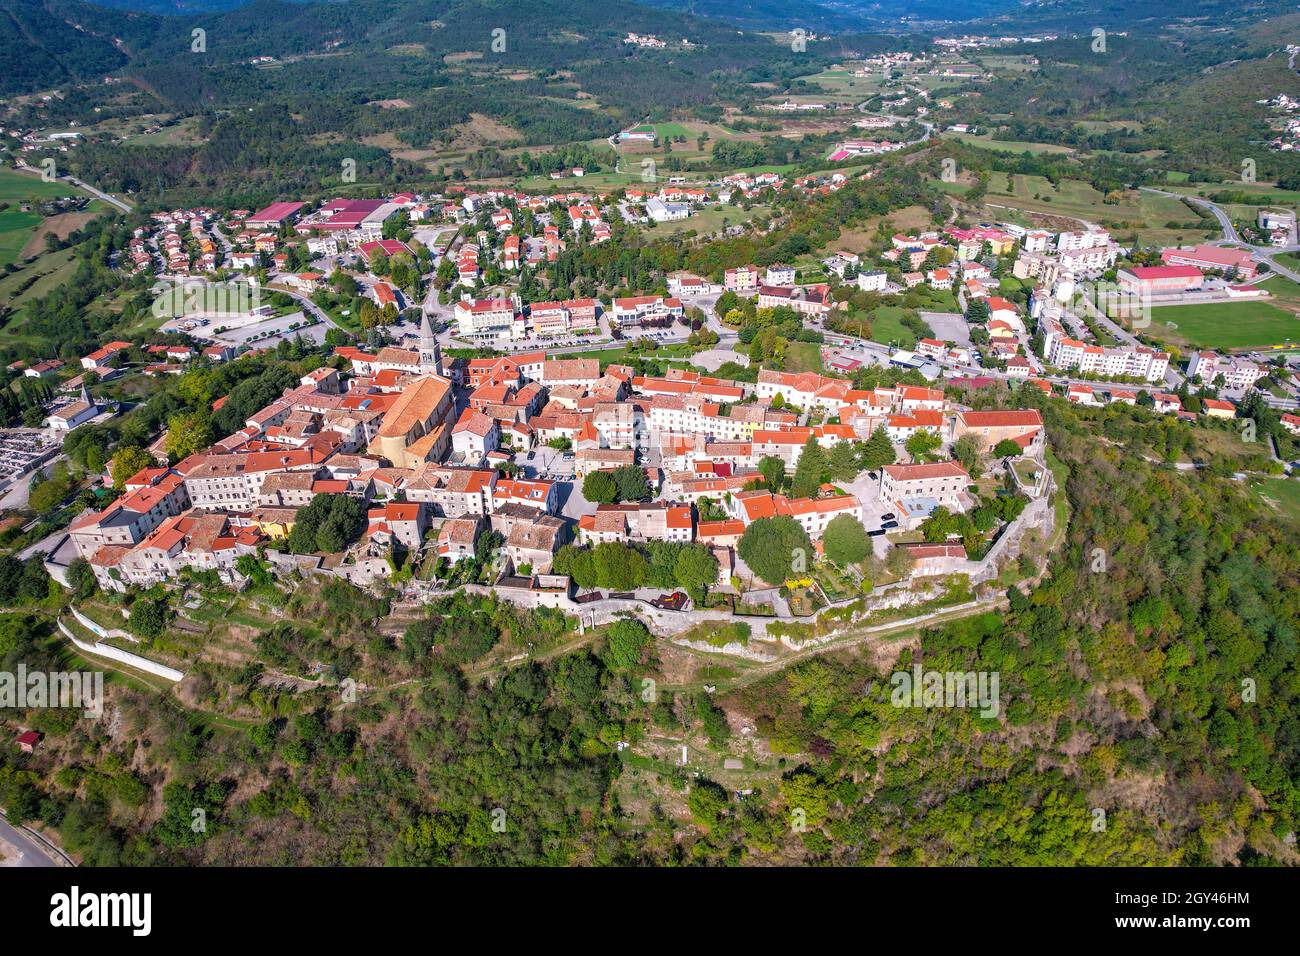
[842,469,899,558]
[515,446,576,482]
[202,311,328,349]
[921,311,972,347]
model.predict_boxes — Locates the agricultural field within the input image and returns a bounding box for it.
[0,167,77,203]
[973,54,1041,72]
[0,168,87,267]
[948,133,1074,156]
[1142,300,1300,351]
[799,68,890,99]
[0,245,80,318]
[0,207,43,268]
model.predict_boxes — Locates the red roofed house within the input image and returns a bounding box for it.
[949,408,1044,453]
[880,461,970,507]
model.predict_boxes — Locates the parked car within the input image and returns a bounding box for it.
[881,520,899,530]
[881,512,895,521]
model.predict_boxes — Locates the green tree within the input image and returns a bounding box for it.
[860,427,896,470]
[591,543,648,591]
[612,464,650,502]
[604,617,650,670]
[738,516,813,586]
[790,437,827,499]
[823,514,871,566]
[582,471,618,504]
[110,445,154,490]
[165,409,213,463]
[827,441,860,482]
[953,434,984,478]
[67,558,98,600]
[758,455,786,491]
[673,543,719,596]
[129,597,169,639]
[993,438,1024,458]
[905,430,942,460]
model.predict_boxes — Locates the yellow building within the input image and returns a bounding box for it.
[368,375,455,469]
[247,507,298,540]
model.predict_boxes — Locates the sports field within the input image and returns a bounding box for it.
[1145,300,1300,350]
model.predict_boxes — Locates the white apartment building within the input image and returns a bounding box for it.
[455,297,525,343]
[1186,351,1267,391]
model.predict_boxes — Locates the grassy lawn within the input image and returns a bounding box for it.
[1252,477,1300,524]
[1256,273,1300,313]
[644,203,767,238]
[867,305,919,349]
[782,340,823,373]
[1143,300,1300,351]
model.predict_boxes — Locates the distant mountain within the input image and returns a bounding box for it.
[635,0,874,33]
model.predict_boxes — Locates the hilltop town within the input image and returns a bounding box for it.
[0,0,1298,881]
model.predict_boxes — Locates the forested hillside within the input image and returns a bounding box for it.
[1,396,1294,865]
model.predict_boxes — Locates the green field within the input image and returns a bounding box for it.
[949,133,1074,156]
[1252,477,1300,524]
[782,340,823,374]
[1145,300,1300,350]
[868,305,919,349]
[0,168,79,267]
[645,203,767,237]
[0,167,77,202]
[0,208,43,267]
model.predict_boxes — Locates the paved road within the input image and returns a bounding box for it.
[15,161,132,214]
[1138,186,1300,262]
[270,287,348,336]
[0,815,63,867]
